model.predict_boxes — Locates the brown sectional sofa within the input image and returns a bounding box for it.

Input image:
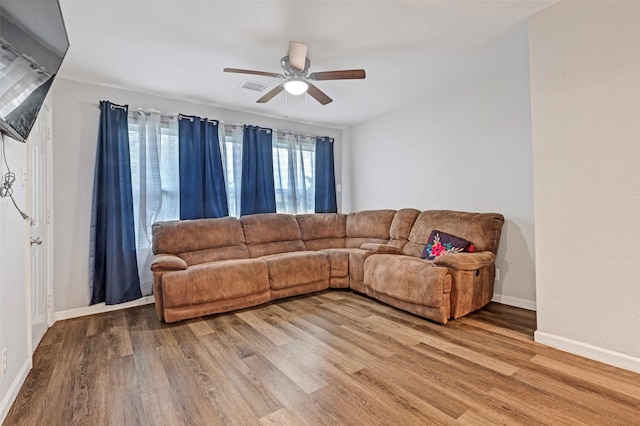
[151,209,504,324]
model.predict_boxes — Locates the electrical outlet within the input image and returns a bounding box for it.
[495,268,500,281]
[1,348,7,378]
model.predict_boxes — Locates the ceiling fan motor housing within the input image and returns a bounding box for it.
[281,56,311,77]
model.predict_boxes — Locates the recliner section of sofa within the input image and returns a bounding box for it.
[150,216,268,323]
[365,256,452,324]
[151,209,504,324]
[405,210,503,318]
[364,210,504,323]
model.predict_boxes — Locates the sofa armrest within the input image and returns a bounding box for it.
[433,251,495,271]
[151,254,188,272]
[359,243,401,255]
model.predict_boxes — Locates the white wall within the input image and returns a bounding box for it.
[530,1,640,371]
[51,78,342,314]
[0,136,30,420]
[344,23,536,308]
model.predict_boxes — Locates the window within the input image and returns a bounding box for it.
[130,119,321,225]
[220,126,319,216]
[272,131,315,214]
[128,113,179,224]
[220,124,243,217]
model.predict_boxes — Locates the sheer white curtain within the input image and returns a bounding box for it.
[128,112,179,295]
[220,123,243,217]
[272,131,316,214]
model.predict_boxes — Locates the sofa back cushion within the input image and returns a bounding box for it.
[345,209,396,248]
[241,213,306,257]
[388,208,421,250]
[296,213,347,250]
[152,217,249,266]
[403,210,505,258]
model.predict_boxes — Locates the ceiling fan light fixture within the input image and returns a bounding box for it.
[283,78,308,96]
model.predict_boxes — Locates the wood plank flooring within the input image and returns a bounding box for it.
[5,291,640,425]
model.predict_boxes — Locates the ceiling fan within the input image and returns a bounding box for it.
[223,41,366,105]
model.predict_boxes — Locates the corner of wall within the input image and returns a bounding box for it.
[340,127,352,213]
[0,135,30,422]
[535,331,640,374]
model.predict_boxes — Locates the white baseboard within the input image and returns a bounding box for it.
[0,357,32,424]
[492,293,536,311]
[535,330,640,374]
[53,295,155,322]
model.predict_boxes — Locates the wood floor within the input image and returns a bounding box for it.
[5,291,640,425]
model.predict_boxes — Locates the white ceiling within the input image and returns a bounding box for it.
[58,1,554,129]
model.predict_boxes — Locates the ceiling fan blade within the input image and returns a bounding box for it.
[289,41,308,71]
[223,68,283,78]
[257,84,285,103]
[309,69,366,81]
[306,83,333,105]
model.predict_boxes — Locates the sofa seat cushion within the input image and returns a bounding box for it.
[348,249,368,283]
[364,254,451,308]
[261,251,330,290]
[318,248,369,281]
[312,248,369,293]
[319,249,349,277]
[318,249,350,289]
[162,259,269,309]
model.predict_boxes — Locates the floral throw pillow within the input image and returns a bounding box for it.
[422,230,475,260]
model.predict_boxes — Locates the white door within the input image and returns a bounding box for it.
[29,103,51,353]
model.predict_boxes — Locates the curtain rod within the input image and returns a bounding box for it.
[94,102,333,142]
[94,102,240,125]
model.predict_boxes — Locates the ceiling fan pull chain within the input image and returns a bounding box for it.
[305,92,309,123]
[284,90,289,119]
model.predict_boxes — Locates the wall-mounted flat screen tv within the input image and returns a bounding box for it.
[0,0,69,142]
